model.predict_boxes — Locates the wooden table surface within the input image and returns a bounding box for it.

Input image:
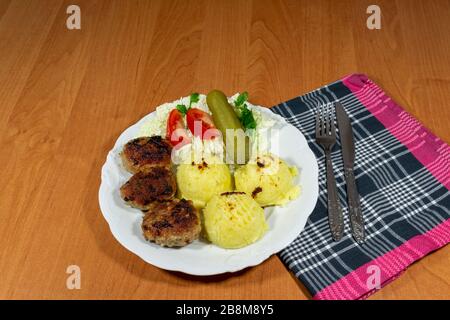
[0,0,449,300]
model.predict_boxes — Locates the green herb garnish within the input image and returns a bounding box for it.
[234,91,248,107]
[239,104,257,129]
[234,92,256,130]
[189,92,200,108]
[177,93,200,116]
[176,104,188,115]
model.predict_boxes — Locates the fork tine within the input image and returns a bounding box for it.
[315,111,321,137]
[323,103,330,136]
[316,103,322,137]
[330,103,336,137]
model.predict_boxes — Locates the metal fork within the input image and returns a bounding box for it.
[316,103,344,241]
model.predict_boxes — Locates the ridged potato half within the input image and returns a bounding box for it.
[203,192,268,249]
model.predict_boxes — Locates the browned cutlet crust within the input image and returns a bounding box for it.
[120,167,176,210]
[141,199,201,247]
[121,136,172,173]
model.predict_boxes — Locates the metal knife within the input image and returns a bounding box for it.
[335,102,365,243]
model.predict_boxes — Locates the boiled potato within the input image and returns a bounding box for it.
[234,154,300,207]
[203,192,268,249]
[176,157,232,208]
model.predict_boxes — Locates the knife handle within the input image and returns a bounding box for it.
[344,168,365,243]
[325,151,344,241]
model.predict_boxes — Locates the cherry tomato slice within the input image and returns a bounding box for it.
[186,108,219,140]
[166,109,191,148]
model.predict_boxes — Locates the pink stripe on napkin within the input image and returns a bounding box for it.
[314,219,450,300]
[343,74,450,190]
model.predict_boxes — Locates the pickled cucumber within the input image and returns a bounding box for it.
[206,90,250,164]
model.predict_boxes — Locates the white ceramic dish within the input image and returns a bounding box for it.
[99,106,318,275]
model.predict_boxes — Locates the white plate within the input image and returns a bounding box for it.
[98,106,319,275]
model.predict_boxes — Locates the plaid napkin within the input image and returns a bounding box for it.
[271,74,450,300]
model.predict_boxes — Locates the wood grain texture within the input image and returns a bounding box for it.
[0,0,448,300]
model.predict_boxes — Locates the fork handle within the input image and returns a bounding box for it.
[325,150,344,241]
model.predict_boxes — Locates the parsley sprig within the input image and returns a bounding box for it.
[176,93,200,116]
[234,91,256,130]
[189,92,199,108]
[176,104,188,115]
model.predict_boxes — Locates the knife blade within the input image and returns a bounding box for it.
[335,102,365,243]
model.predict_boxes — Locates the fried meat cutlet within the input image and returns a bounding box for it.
[120,166,176,210]
[121,136,172,173]
[141,199,200,247]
